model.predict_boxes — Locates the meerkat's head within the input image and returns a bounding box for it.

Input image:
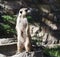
[18,8,31,17]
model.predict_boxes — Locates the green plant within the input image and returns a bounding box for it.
[0,15,16,37]
[44,47,60,57]
[2,15,16,23]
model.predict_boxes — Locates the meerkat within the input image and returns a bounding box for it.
[16,8,31,53]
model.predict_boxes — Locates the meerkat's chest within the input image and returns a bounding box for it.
[22,19,28,24]
[18,18,28,28]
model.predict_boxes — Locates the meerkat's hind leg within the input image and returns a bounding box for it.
[24,25,32,52]
[24,38,31,52]
[16,31,24,53]
[17,41,24,53]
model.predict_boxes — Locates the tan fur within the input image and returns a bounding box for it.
[16,8,31,53]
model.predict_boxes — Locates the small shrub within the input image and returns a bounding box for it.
[44,47,60,57]
[0,15,16,38]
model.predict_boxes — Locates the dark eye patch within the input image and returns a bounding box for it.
[20,11,22,14]
[25,9,28,12]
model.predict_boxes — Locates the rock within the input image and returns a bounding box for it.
[0,54,6,57]
[0,38,16,46]
[29,24,59,45]
[47,34,57,44]
[0,0,24,14]
[11,51,43,57]
[42,33,48,45]
[0,38,10,44]
[30,25,40,37]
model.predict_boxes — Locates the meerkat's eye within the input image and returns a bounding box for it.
[20,11,22,14]
[25,9,28,12]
